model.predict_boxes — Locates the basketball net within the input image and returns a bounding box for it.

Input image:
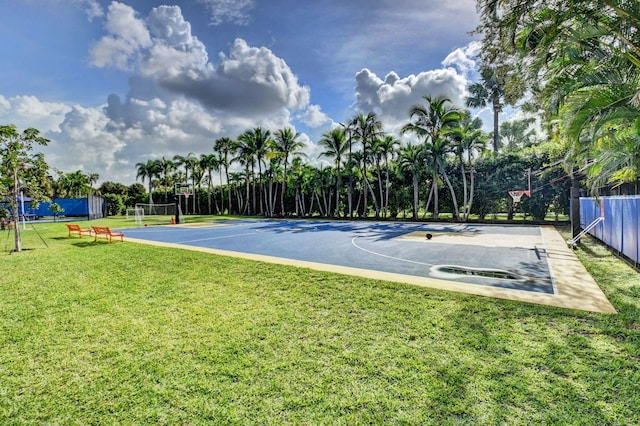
[508,190,531,204]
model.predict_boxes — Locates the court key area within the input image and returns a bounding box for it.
[124,219,616,313]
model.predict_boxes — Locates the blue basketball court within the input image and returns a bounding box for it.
[122,219,616,313]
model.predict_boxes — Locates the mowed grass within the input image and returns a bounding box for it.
[1,219,639,424]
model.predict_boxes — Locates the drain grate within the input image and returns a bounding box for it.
[431,265,522,281]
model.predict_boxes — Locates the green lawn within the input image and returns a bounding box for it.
[1,219,639,424]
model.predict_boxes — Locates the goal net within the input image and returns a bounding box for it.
[134,203,184,224]
[126,207,145,225]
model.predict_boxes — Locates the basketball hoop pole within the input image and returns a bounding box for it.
[173,182,181,225]
[174,194,180,225]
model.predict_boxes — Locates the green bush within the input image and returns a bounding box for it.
[102,193,125,216]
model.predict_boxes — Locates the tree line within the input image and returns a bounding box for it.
[119,94,569,221]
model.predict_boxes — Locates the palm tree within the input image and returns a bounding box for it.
[398,143,424,220]
[172,154,189,213]
[273,128,306,216]
[157,157,175,203]
[135,160,161,205]
[185,153,200,214]
[200,153,219,214]
[351,112,383,217]
[340,121,357,218]
[450,124,488,220]
[86,173,99,194]
[235,132,257,214]
[466,66,505,152]
[238,128,272,215]
[214,137,235,214]
[172,153,198,214]
[319,127,348,217]
[401,95,463,219]
[58,170,91,198]
[377,135,400,218]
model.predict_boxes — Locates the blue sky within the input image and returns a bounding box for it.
[0,0,484,185]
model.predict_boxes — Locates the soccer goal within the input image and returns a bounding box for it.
[135,203,183,224]
[126,207,144,224]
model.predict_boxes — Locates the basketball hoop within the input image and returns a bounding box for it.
[509,190,531,204]
[174,182,193,198]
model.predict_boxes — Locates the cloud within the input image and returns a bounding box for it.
[81,0,103,21]
[90,4,309,117]
[197,0,255,26]
[89,2,152,70]
[353,67,469,132]
[0,95,71,133]
[0,1,312,185]
[158,38,310,116]
[442,41,481,75]
[298,104,332,128]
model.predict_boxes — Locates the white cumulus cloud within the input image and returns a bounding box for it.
[298,104,332,128]
[353,67,469,132]
[89,2,152,70]
[0,95,71,133]
[442,41,481,75]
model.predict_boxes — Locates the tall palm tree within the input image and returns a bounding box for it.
[401,95,463,219]
[377,135,400,218]
[135,160,161,206]
[319,127,348,217]
[172,154,189,213]
[351,112,383,218]
[157,157,175,203]
[273,127,306,216]
[185,153,200,214]
[340,121,357,218]
[398,143,424,220]
[172,153,198,214]
[214,136,235,214]
[238,128,272,215]
[466,66,505,152]
[235,132,257,214]
[200,153,219,214]
[450,124,488,220]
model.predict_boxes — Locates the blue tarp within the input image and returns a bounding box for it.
[580,196,640,264]
[32,198,90,217]
[2,197,105,218]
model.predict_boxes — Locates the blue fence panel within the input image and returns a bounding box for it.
[32,198,89,217]
[621,198,639,262]
[579,198,602,238]
[580,196,640,264]
[607,198,623,251]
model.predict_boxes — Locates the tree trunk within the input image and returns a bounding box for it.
[366,178,379,218]
[443,172,460,221]
[335,165,341,218]
[412,174,419,220]
[465,168,475,221]
[460,163,468,220]
[280,164,288,216]
[432,171,439,219]
[493,105,500,152]
[12,168,21,252]
[423,184,434,219]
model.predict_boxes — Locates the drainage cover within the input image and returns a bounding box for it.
[430,265,523,281]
